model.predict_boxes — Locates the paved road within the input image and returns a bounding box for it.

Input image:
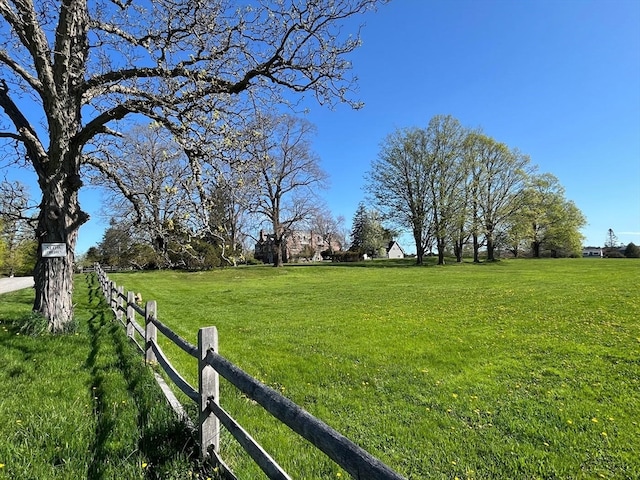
[0,277,35,294]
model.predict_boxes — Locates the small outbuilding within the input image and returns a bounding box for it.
[386,241,405,259]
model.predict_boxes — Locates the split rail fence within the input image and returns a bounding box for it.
[95,264,405,480]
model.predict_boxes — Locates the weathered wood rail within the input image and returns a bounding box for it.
[95,264,405,480]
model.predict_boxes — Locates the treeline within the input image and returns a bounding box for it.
[82,113,332,269]
[366,115,586,264]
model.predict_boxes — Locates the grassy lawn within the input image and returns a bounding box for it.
[104,258,640,480]
[0,275,206,480]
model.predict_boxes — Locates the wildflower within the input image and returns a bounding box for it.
[591,418,598,423]
[336,473,342,477]
[567,420,573,425]
[0,463,4,468]
[601,432,607,437]
[142,462,148,469]
[452,393,458,398]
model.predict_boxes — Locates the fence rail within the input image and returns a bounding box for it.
[95,264,405,480]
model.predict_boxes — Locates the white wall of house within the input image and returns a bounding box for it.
[387,242,405,259]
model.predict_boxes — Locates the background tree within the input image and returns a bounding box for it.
[604,228,619,248]
[367,127,433,265]
[349,203,395,258]
[519,173,586,257]
[0,0,380,330]
[88,124,189,267]
[0,180,37,276]
[624,242,640,258]
[466,134,531,261]
[423,115,467,265]
[309,208,346,256]
[246,113,327,267]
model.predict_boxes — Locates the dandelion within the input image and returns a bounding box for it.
[601,432,607,437]
[452,393,458,398]
[591,417,598,423]
[142,462,148,469]
[336,472,342,477]
[0,463,4,468]
[567,420,573,425]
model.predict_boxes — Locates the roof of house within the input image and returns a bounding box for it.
[387,241,406,254]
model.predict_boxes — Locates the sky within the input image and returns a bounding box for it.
[3,0,639,255]
[302,0,640,253]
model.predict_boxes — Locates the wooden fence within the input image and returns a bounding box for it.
[95,264,405,480]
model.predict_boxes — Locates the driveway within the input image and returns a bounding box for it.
[0,277,35,294]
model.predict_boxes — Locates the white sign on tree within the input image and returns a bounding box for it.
[42,243,67,258]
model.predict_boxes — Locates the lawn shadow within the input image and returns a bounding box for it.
[83,275,203,479]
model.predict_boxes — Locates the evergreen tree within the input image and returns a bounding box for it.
[349,203,368,252]
[624,242,640,258]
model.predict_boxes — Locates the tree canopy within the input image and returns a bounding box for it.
[367,115,585,263]
[0,0,382,330]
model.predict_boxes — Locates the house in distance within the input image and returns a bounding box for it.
[254,230,342,264]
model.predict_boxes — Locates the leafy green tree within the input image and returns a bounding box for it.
[464,133,531,261]
[519,174,586,257]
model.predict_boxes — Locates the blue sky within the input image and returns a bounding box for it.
[4,0,639,254]
[303,0,640,252]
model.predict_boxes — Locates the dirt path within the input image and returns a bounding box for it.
[0,277,34,294]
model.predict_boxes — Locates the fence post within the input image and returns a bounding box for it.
[126,291,135,339]
[145,300,157,364]
[110,281,117,311]
[198,327,220,458]
[116,286,125,324]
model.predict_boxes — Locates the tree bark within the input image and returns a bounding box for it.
[486,234,495,261]
[413,228,424,265]
[33,170,87,331]
[472,233,480,263]
[436,238,445,265]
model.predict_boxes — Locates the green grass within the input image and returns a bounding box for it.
[1,259,638,479]
[106,258,640,479]
[0,275,209,479]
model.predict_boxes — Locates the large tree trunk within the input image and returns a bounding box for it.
[33,165,87,332]
[413,229,424,265]
[472,233,480,263]
[436,237,445,265]
[33,185,77,331]
[486,234,495,261]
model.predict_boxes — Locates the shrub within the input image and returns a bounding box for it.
[331,250,362,262]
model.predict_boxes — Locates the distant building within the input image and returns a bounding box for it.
[254,230,342,264]
[582,247,603,257]
[386,241,406,259]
